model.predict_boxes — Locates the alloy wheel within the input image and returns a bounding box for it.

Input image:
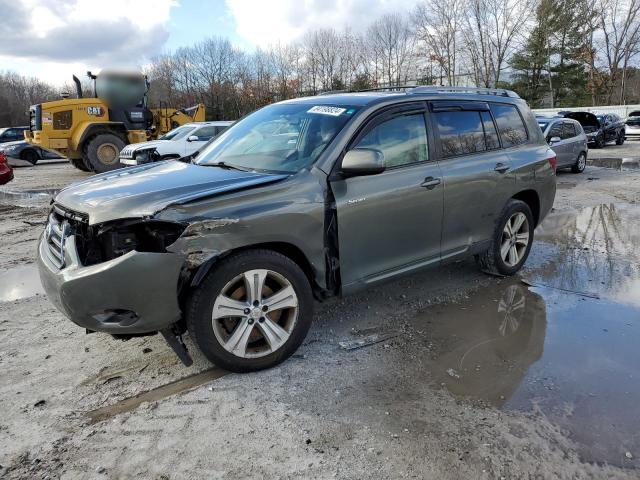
[211,269,299,359]
[500,212,530,267]
[577,154,586,171]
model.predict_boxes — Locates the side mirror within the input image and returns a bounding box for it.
[187,135,199,142]
[549,136,561,145]
[341,148,385,176]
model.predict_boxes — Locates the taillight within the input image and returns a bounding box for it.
[0,152,7,164]
[548,154,557,172]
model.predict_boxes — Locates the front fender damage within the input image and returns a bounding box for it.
[166,217,241,270]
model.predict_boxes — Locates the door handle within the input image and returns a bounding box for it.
[421,177,441,189]
[494,163,510,173]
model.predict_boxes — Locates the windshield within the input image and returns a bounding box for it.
[159,125,196,141]
[195,103,359,173]
[0,128,7,136]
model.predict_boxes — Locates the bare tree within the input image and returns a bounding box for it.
[462,0,532,87]
[414,0,464,86]
[367,13,416,86]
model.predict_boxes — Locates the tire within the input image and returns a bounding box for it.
[186,249,314,373]
[84,133,126,173]
[594,134,605,148]
[571,152,587,173]
[476,199,534,276]
[20,149,40,165]
[616,131,625,145]
[70,157,92,172]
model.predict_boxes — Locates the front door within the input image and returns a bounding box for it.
[330,106,443,288]
[548,122,573,167]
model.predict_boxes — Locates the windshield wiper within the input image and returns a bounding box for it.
[204,161,252,172]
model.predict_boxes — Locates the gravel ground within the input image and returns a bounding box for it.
[1,154,639,479]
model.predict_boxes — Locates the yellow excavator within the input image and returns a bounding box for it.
[25,70,205,172]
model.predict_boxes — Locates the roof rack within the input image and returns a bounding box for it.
[317,85,520,98]
[409,86,520,98]
[317,85,418,96]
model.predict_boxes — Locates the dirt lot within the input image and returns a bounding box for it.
[1,143,640,479]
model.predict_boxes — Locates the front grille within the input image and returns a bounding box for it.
[44,205,87,269]
[44,213,70,268]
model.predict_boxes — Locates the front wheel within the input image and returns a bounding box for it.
[572,152,587,173]
[476,199,534,276]
[21,149,40,165]
[186,250,314,372]
[616,131,625,145]
[84,133,126,173]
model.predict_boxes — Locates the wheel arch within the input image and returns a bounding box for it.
[511,189,540,227]
[77,122,128,150]
[188,242,323,298]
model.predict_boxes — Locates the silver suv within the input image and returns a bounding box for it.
[537,117,588,173]
[37,87,557,372]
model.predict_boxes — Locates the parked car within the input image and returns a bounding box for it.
[625,110,640,140]
[0,140,63,165]
[0,126,28,143]
[560,112,625,148]
[537,117,588,173]
[119,121,233,166]
[37,87,556,372]
[0,152,14,185]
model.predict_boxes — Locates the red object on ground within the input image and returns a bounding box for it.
[0,152,14,185]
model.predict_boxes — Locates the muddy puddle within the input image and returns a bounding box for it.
[0,265,44,302]
[415,204,640,467]
[588,157,640,170]
[0,188,58,208]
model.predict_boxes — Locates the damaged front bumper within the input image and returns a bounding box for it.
[37,233,185,334]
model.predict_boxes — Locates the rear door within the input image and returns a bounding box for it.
[561,122,579,166]
[331,103,444,287]
[431,101,515,258]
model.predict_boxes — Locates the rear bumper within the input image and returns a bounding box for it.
[37,234,185,334]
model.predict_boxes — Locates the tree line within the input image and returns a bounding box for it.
[2,0,639,126]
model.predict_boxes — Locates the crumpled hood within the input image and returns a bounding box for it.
[54,161,289,225]
[119,140,169,157]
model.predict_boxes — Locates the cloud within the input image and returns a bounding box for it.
[0,0,176,65]
[225,0,413,47]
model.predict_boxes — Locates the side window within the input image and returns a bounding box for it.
[490,104,528,148]
[193,126,217,141]
[481,111,500,150]
[548,123,563,140]
[434,110,486,157]
[562,123,576,139]
[53,110,72,130]
[355,113,428,168]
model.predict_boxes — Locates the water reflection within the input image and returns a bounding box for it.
[419,204,640,467]
[0,265,44,302]
[424,280,546,407]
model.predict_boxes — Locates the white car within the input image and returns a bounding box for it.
[119,121,233,165]
[625,110,640,140]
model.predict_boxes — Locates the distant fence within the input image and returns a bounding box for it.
[532,104,640,118]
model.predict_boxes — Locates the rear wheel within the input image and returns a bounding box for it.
[186,250,314,372]
[476,199,534,276]
[70,157,92,172]
[84,133,126,173]
[572,152,587,173]
[20,149,39,165]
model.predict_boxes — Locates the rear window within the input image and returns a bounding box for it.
[434,111,487,157]
[490,104,528,147]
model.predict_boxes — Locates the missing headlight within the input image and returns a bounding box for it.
[78,220,187,265]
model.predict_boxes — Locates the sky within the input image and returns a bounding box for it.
[1,0,410,86]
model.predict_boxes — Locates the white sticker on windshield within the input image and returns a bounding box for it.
[307,106,347,116]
